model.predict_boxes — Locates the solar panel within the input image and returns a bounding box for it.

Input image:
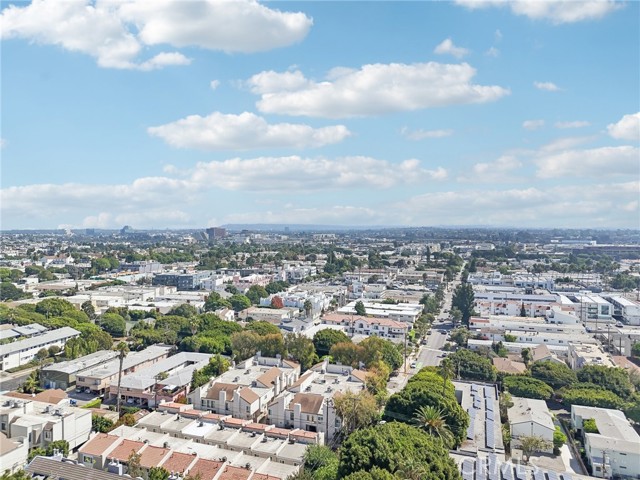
[514,464,527,480]
[486,409,495,421]
[533,469,545,480]
[561,474,572,480]
[547,471,559,480]
[487,454,500,480]
[486,398,494,412]
[467,420,475,440]
[476,457,487,480]
[462,459,475,480]
[486,419,495,449]
[471,384,479,392]
[503,464,515,480]
[484,386,494,400]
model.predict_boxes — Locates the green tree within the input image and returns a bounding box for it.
[0,282,27,301]
[204,292,231,312]
[100,313,127,336]
[35,298,77,317]
[521,348,532,365]
[360,336,403,371]
[553,426,567,452]
[167,303,199,318]
[413,405,454,448]
[577,365,634,399]
[385,369,468,447]
[115,341,130,415]
[449,328,469,347]
[518,435,551,463]
[329,342,364,368]
[229,294,251,312]
[257,333,286,358]
[303,445,339,480]
[449,307,463,325]
[559,384,626,409]
[333,390,379,437]
[530,361,577,390]
[92,414,115,433]
[354,301,366,316]
[632,342,640,357]
[451,283,475,325]
[127,450,143,478]
[303,299,313,318]
[149,467,170,480]
[231,331,260,361]
[81,301,96,320]
[337,422,460,480]
[285,333,317,371]
[447,349,496,382]
[246,321,280,336]
[583,418,599,433]
[313,329,351,357]
[246,285,268,305]
[503,376,553,400]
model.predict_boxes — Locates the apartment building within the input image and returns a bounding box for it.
[267,360,369,442]
[473,292,559,318]
[603,295,640,325]
[571,405,640,478]
[75,345,171,395]
[238,307,292,324]
[337,300,422,324]
[189,356,300,422]
[41,349,119,390]
[0,327,80,371]
[0,394,91,451]
[78,417,315,479]
[0,433,28,473]
[321,313,409,342]
[108,352,213,408]
[568,343,615,369]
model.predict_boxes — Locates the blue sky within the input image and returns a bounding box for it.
[1,0,639,230]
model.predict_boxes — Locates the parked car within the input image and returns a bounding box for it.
[410,361,417,369]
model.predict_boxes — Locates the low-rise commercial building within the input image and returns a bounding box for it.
[568,343,614,369]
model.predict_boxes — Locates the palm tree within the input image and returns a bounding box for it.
[439,357,455,396]
[115,341,130,415]
[303,300,313,318]
[413,405,454,446]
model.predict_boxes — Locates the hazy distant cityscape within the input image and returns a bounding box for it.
[1,0,639,479]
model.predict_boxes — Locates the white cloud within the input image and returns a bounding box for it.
[433,38,470,59]
[495,29,503,42]
[455,1,621,24]
[210,80,221,91]
[536,145,639,178]
[147,111,351,150]
[189,156,447,191]
[523,119,545,130]
[0,0,312,69]
[607,112,640,141]
[534,81,561,92]
[224,180,640,228]
[485,47,500,57]
[555,120,590,129]
[401,127,454,140]
[458,155,523,183]
[247,62,510,118]
[0,155,447,226]
[138,52,192,71]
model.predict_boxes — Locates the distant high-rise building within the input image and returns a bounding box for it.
[205,227,227,240]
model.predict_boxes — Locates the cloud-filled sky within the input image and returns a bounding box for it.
[1,0,638,230]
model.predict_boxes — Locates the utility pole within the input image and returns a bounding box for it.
[403,327,407,374]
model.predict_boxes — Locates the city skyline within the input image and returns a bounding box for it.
[1,0,639,230]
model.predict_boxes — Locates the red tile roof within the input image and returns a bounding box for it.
[108,439,145,462]
[218,466,251,480]
[186,458,224,480]
[139,445,170,469]
[161,452,196,473]
[78,433,121,456]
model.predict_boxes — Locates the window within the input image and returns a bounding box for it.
[83,456,95,464]
[44,431,52,440]
[1,423,5,431]
[290,412,294,420]
[246,406,250,413]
